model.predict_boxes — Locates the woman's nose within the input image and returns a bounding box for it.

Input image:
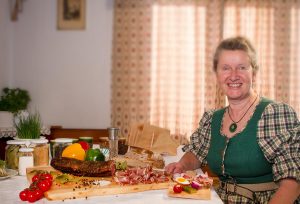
[229,68,239,79]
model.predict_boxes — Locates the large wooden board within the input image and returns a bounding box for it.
[26,166,171,201]
[167,186,211,200]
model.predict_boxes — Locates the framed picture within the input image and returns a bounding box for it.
[57,0,86,30]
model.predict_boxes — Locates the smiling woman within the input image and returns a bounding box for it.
[165,36,300,204]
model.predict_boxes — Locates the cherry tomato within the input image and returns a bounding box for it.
[38,180,51,192]
[41,173,53,182]
[27,190,37,203]
[19,188,29,201]
[33,188,43,200]
[32,174,40,182]
[173,184,183,193]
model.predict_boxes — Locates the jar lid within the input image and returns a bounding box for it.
[7,140,27,145]
[54,138,73,143]
[31,139,48,144]
[19,147,34,152]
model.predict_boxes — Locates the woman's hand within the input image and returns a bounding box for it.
[164,152,201,174]
[165,162,185,174]
[268,179,300,204]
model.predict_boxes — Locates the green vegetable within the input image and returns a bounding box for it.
[85,148,105,161]
[116,161,127,170]
[55,174,79,184]
[183,185,197,194]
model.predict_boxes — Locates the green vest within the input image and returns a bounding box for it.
[206,98,274,184]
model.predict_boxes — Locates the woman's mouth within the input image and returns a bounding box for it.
[228,83,242,88]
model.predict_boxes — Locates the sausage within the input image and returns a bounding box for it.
[50,157,116,177]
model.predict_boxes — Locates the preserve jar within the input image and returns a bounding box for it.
[31,139,49,166]
[18,147,34,176]
[52,138,73,158]
[5,140,27,170]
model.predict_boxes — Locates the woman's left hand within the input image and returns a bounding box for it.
[268,179,300,204]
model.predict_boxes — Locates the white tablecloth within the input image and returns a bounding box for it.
[0,146,224,204]
[0,176,223,204]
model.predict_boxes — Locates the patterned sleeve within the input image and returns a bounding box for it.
[257,102,300,182]
[182,110,214,166]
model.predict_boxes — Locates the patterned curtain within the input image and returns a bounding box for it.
[112,0,300,144]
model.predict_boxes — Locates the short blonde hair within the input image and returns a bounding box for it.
[213,36,259,73]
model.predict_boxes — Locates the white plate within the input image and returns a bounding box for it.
[0,169,18,180]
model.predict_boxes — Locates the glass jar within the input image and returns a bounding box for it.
[5,140,27,170]
[31,139,49,166]
[18,147,34,176]
[52,138,73,158]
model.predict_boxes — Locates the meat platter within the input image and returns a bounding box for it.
[26,164,171,201]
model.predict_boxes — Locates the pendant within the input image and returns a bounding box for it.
[229,123,237,133]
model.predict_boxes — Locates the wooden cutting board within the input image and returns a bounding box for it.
[26,166,171,201]
[167,186,211,200]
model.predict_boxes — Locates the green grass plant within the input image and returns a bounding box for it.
[14,112,41,139]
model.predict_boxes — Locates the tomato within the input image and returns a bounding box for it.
[41,173,53,182]
[173,184,183,193]
[78,141,90,151]
[27,190,37,203]
[19,188,29,201]
[32,174,40,182]
[38,180,51,192]
[33,188,43,200]
[62,143,86,160]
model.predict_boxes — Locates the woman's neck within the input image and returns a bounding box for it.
[228,91,257,114]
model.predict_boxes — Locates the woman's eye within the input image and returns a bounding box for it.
[222,66,231,71]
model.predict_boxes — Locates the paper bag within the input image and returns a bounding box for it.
[127,123,179,156]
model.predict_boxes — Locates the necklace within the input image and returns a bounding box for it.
[227,95,258,133]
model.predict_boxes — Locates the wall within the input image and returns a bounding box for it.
[2,0,113,128]
[0,0,13,88]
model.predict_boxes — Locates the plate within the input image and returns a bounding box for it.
[0,169,18,180]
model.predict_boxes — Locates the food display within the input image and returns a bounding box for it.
[167,172,213,200]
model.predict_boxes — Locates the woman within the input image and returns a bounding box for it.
[165,36,300,204]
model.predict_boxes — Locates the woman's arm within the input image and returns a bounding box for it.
[165,152,201,174]
[269,179,300,204]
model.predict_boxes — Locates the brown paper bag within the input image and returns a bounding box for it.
[127,123,179,156]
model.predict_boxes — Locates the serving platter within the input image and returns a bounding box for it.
[0,169,18,180]
[26,166,172,201]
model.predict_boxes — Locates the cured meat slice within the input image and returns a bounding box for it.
[50,157,115,177]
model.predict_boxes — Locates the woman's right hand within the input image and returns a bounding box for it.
[165,162,185,174]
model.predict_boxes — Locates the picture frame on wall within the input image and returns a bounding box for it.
[57,0,86,30]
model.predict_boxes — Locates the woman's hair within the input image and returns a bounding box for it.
[213,36,259,73]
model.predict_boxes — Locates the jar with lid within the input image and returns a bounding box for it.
[5,140,27,170]
[52,138,73,159]
[18,147,34,176]
[31,139,49,166]
[108,127,119,159]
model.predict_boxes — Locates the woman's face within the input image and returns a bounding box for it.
[216,50,255,101]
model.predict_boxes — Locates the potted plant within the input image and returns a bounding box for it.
[0,87,31,115]
[14,111,42,139]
